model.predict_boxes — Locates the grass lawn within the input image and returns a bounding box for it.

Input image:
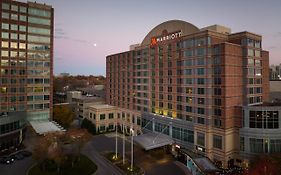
[28,155,97,175]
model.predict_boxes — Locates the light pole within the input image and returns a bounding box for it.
[115,121,118,159]
[123,120,125,165]
[130,127,134,171]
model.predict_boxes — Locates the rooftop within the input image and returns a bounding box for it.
[88,104,115,110]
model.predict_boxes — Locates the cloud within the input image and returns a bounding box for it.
[54,27,69,40]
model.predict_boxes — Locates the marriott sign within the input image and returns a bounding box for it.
[151,30,182,46]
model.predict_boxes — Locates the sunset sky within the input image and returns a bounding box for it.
[19,0,281,75]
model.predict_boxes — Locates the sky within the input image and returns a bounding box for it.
[19,0,281,76]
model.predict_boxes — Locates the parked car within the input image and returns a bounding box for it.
[1,156,15,164]
[12,153,25,160]
[19,150,32,157]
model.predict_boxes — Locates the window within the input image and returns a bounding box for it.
[214,108,221,116]
[1,32,9,39]
[240,137,245,151]
[197,68,205,75]
[1,41,8,48]
[197,57,205,65]
[109,113,114,119]
[197,132,205,146]
[248,49,254,56]
[249,111,279,129]
[197,117,205,124]
[214,98,221,106]
[184,69,192,75]
[2,23,9,30]
[186,106,192,113]
[11,5,18,11]
[270,139,281,153]
[100,114,106,120]
[2,3,10,10]
[196,48,205,56]
[198,98,205,104]
[214,88,221,95]
[28,17,50,25]
[197,88,205,95]
[197,78,205,85]
[2,12,9,19]
[197,107,205,114]
[213,135,222,149]
[255,50,261,57]
[20,6,27,13]
[11,24,18,31]
[28,8,51,17]
[249,138,263,153]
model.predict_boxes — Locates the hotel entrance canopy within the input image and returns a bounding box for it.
[134,132,174,150]
[30,121,65,135]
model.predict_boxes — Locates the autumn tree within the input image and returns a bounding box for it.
[65,128,91,161]
[246,154,280,175]
[53,105,75,128]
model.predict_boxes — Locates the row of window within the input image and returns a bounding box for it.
[0,121,20,135]
[1,87,24,93]
[1,49,51,58]
[2,12,27,21]
[241,137,281,153]
[1,59,25,66]
[2,3,50,17]
[1,32,26,40]
[248,111,279,129]
[0,96,25,102]
[27,103,49,110]
[27,95,50,102]
[2,3,26,12]
[0,78,25,84]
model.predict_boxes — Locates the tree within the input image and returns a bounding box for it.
[246,154,280,175]
[33,136,52,171]
[81,118,96,134]
[53,105,75,128]
[65,128,91,161]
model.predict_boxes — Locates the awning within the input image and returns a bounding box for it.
[134,132,174,150]
[194,157,219,172]
[30,121,65,135]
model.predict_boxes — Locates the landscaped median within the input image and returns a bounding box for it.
[27,155,97,175]
[104,152,144,175]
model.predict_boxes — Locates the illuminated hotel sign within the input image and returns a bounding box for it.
[151,30,182,46]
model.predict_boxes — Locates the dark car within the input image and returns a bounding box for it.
[12,153,25,160]
[1,156,15,164]
[19,150,32,157]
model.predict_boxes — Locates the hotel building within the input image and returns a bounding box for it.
[0,0,53,152]
[106,20,281,168]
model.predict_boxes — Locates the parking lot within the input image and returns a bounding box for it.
[0,151,34,175]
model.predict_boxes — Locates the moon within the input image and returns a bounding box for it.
[93,43,97,47]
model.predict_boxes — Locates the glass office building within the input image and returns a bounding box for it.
[0,0,53,153]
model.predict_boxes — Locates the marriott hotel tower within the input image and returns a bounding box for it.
[106,20,281,167]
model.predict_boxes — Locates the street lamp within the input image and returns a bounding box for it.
[114,121,118,160]
[130,127,134,171]
[123,120,125,165]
